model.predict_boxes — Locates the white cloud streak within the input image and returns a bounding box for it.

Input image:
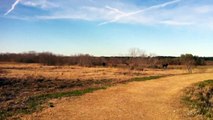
[99,0,182,25]
[4,0,21,16]
[105,6,125,15]
[3,0,213,29]
[20,0,58,9]
[159,20,193,26]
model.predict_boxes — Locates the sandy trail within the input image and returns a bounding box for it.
[23,73,213,120]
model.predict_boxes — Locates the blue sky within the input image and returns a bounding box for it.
[0,0,213,56]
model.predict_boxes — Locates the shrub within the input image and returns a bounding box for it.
[182,80,213,119]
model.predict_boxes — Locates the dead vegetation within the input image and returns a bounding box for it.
[0,62,189,81]
[0,77,113,119]
[21,73,213,120]
[0,63,172,119]
[182,80,213,119]
[0,62,212,119]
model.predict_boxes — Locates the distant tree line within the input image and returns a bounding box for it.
[0,52,208,67]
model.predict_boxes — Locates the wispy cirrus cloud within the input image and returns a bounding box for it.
[20,0,59,9]
[2,0,213,28]
[4,0,21,15]
[99,0,182,25]
[4,0,59,16]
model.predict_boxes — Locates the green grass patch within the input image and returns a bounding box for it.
[0,87,106,120]
[182,79,213,119]
[0,76,165,120]
[22,87,107,114]
[197,80,213,88]
[17,76,163,116]
[130,76,163,82]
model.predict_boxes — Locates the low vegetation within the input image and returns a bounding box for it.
[0,68,164,120]
[182,80,213,119]
[0,77,113,119]
[0,58,211,119]
[0,87,106,120]
[120,76,163,83]
[0,52,207,67]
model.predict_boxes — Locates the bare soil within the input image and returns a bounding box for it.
[0,77,115,119]
[22,73,213,120]
[0,63,171,119]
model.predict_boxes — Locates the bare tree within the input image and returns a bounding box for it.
[180,54,195,73]
[77,54,93,67]
[129,48,146,57]
[147,54,160,68]
[128,48,147,70]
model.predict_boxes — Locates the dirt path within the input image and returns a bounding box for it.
[22,73,213,120]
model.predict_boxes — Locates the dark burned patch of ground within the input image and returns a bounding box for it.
[0,77,113,119]
[0,76,163,119]
[0,69,7,74]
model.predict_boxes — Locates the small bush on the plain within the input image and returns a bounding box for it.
[182,80,213,119]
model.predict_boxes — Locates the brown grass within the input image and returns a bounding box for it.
[0,62,205,81]
[0,62,213,119]
[182,80,213,119]
[22,73,213,120]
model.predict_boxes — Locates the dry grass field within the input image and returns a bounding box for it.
[0,62,210,81]
[22,72,213,120]
[2,0,213,119]
[0,62,213,119]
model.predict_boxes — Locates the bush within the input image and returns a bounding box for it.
[182,80,213,119]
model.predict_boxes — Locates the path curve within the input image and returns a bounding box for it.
[23,73,213,120]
